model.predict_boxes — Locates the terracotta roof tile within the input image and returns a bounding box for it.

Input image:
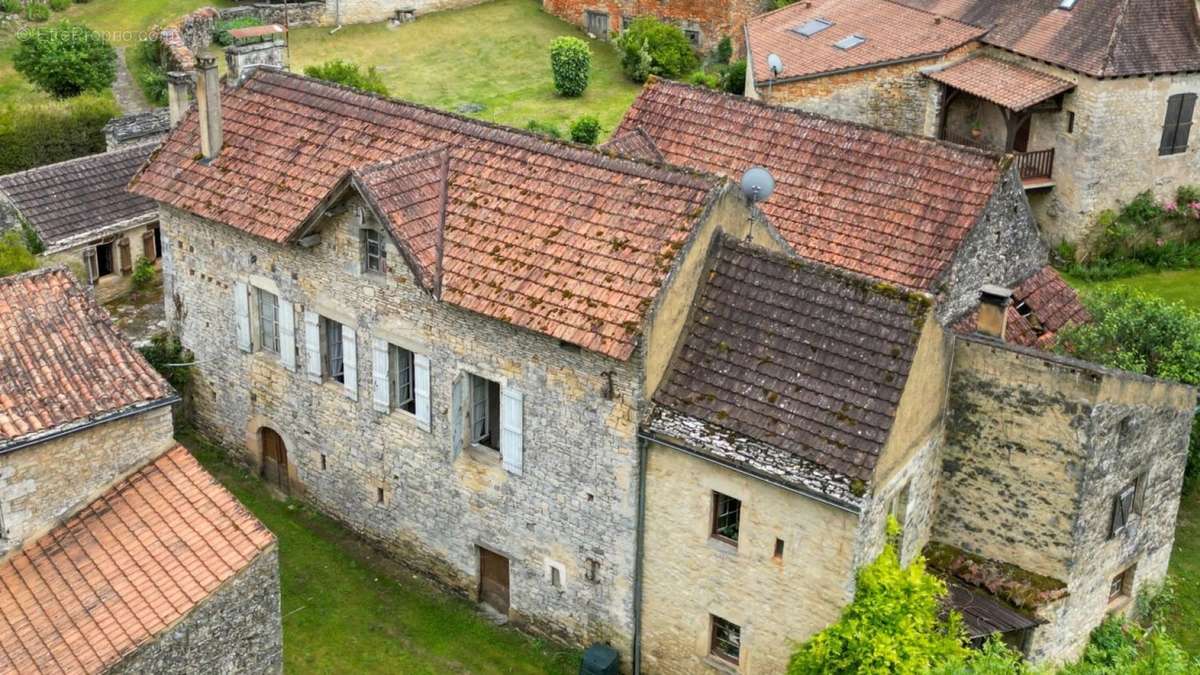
[616,80,1003,291]
[928,54,1075,110]
[0,269,174,451]
[952,265,1088,348]
[130,71,722,360]
[748,0,986,83]
[599,128,665,163]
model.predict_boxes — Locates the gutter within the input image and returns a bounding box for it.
[754,51,955,88]
[0,395,180,456]
[632,435,648,675]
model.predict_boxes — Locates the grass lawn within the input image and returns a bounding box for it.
[181,430,581,674]
[287,0,641,138]
[1063,268,1200,311]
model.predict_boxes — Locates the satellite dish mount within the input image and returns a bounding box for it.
[766,53,784,97]
[740,167,776,240]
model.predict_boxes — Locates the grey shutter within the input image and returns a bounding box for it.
[1161,95,1185,154]
[1174,93,1196,153]
[450,375,464,460]
[278,299,296,371]
[82,248,98,284]
[372,338,390,413]
[234,281,251,352]
[304,310,322,382]
[342,325,358,400]
[414,353,431,431]
[500,385,524,476]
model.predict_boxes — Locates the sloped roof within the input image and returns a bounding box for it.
[600,128,664,163]
[0,144,158,248]
[101,109,170,147]
[953,265,1088,348]
[615,80,1004,291]
[0,446,275,674]
[927,54,1075,111]
[747,0,986,84]
[130,70,723,360]
[0,269,174,451]
[652,237,929,486]
[895,0,1200,77]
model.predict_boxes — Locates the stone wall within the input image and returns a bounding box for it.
[39,218,161,304]
[219,2,328,27]
[112,547,283,674]
[0,405,175,557]
[541,0,770,51]
[327,0,488,26]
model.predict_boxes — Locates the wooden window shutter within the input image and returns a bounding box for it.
[450,375,465,460]
[371,338,390,413]
[233,281,252,353]
[500,386,524,475]
[342,325,358,400]
[1160,94,1193,155]
[118,239,132,275]
[82,248,98,284]
[142,231,155,260]
[278,299,296,371]
[1173,93,1196,154]
[414,353,431,431]
[304,310,322,382]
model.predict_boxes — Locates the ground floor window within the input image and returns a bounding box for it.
[710,614,741,665]
[1110,566,1135,604]
[96,242,114,277]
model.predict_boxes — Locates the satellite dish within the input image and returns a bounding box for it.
[741,167,776,204]
[767,53,784,77]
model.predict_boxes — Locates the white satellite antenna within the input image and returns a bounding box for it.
[741,167,776,205]
[766,53,784,97]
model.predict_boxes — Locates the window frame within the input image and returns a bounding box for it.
[1109,566,1134,604]
[711,491,741,546]
[95,241,115,278]
[468,372,501,451]
[256,287,280,354]
[362,228,385,274]
[709,614,742,665]
[322,317,345,383]
[1108,472,1147,539]
[1159,93,1196,156]
[389,343,416,414]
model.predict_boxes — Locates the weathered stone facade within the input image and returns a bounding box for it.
[327,0,487,26]
[541,0,769,50]
[110,547,284,675]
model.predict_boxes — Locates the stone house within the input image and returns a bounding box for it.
[542,0,770,50]
[0,144,162,302]
[0,268,281,674]
[743,0,1200,247]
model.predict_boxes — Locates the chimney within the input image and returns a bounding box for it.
[166,71,193,129]
[977,285,1013,340]
[195,55,223,162]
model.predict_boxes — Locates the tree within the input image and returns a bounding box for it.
[549,36,591,97]
[303,60,389,96]
[615,17,698,83]
[0,231,38,277]
[14,22,116,98]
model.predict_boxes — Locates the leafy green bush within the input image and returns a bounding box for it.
[0,0,19,13]
[25,2,49,21]
[48,0,69,11]
[616,17,698,83]
[686,70,721,89]
[14,21,116,97]
[714,36,733,64]
[139,333,192,393]
[723,59,746,95]
[1059,186,1200,280]
[548,36,590,97]
[213,17,263,47]
[128,39,167,106]
[1059,617,1199,674]
[569,115,600,145]
[303,59,389,96]
[131,256,156,290]
[0,232,38,277]
[525,119,561,139]
[20,221,44,255]
[0,94,118,174]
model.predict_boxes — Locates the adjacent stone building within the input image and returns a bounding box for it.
[542,0,770,50]
[744,0,1200,247]
[0,268,281,674]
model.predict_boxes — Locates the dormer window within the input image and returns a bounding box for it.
[792,18,832,37]
[834,34,866,50]
[1058,0,1079,9]
[362,229,385,274]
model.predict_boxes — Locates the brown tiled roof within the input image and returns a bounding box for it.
[653,237,929,483]
[600,128,665,163]
[0,144,157,249]
[895,0,1200,77]
[928,54,1074,110]
[0,269,174,451]
[0,446,275,674]
[946,580,1040,639]
[952,265,1089,348]
[747,0,986,84]
[130,70,722,360]
[616,80,1004,291]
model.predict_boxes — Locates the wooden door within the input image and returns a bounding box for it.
[261,428,289,494]
[478,548,510,615]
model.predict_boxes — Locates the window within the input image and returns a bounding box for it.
[773,538,785,561]
[1066,111,1076,134]
[834,34,867,50]
[389,344,415,413]
[320,453,327,470]
[710,615,741,665]
[792,18,832,37]
[469,373,501,450]
[1108,474,1145,538]
[1110,567,1134,604]
[257,288,279,354]
[362,229,385,274]
[683,28,701,48]
[322,317,345,383]
[711,492,741,544]
[377,487,385,504]
[889,482,911,527]
[96,242,114,277]
[1160,93,1196,156]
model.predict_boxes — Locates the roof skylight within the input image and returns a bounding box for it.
[792,18,833,37]
[1058,0,1078,8]
[834,34,867,50]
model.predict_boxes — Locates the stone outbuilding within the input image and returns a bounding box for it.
[542,0,770,50]
[0,268,282,674]
[102,109,171,151]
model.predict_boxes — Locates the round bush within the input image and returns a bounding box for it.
[616,17,698,83]
[569,115,600,145]
[48,0,69,11]
[0,0,21,13]
[724,59,747,95]
[26,2,50,21]
[549,36,591,98]
[14,21,116,97]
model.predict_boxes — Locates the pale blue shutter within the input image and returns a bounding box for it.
[372,338,390,413]
[450,375,464,460]
[500,386,523,475]
[414,354,431,431]
[233,281,251,352]
[304,310,322,382]
[278,299,296,370]
[342,326,357,400]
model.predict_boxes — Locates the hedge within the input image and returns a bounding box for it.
[0,94,120,175]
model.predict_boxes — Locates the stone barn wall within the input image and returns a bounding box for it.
[542,0,771,51]
[328,0,489,26]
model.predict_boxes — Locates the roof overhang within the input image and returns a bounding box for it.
[926,55,1076,111]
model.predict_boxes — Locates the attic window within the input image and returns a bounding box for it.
[834,34,866,50]
[792,18,832,37]
[1058,0,1078,9]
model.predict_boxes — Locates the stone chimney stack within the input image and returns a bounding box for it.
[166,71,193,129]
[195,55,223,162]
[977,285,1013,341]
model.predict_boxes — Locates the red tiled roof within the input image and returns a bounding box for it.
[895,0,1200,78]
[748,0,986,84]
[600,128,665,163]
[130,70,722,360]
[0,269,174,450]
[0,446,275,674]
[953,265,1089,348]
[615,80,1004,291]
[927,54,1075,111]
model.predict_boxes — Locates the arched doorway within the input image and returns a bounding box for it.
[260,427,289,494]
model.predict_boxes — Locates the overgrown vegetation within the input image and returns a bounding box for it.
[615,16,697,83]
[14,21,116,98]
[568,114,599,145]
[0,231,37,277]
[138,333,191,393]
[525,118,560,139]
[127,38,167,106]
[131,255,155,291]
[0,93,118,174]
[303,59,389,96]
[213,16,262,46]
[548,36,590,97]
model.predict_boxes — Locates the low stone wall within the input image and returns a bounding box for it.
[218,2,327,28]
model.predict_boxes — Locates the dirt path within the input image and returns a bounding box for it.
[113,46,151,114]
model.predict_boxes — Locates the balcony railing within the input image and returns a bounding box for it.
[1014,148,1055,182]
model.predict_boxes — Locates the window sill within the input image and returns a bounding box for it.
[1107,595,1133,615]
[465,443,501,466]
[703,655,739,673]
[386,407,430,433]
[706,536,739,557]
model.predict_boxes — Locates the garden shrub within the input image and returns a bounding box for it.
[1058,617,1199,674]
[25,2,49,21]
[525,119,560,139]
[0,93,118,174]
[714,36,733,65]
[548,36,590,97]
[569,115,600,145]
[131,256,156,291]
[0,0,19,13]
[723,59,746,95]
[303,59,389,96]
[128,39,167,106]
[685,70,720,89]
[616,17,697,83]
[14,21,116,97]
[48,0,70,11]
[214,17,263,47]
[0,232,38,277]
[139,333,192,393]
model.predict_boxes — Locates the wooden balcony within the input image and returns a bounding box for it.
[1014,149,1055,190]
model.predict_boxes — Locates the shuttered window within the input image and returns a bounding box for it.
[1109,479,1138,538]
[1159,93,1196,156]
[256,287,279,354]
[323,318,344,383]
[389,345,415,413]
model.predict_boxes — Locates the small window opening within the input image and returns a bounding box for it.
[377,487,385,504]
[711,492,741,545]
[792,18,832,37]
[710,615,741,665]
[550,566,562,588]
[1109,566,1134,604]
[320,454,327,470]
[1109,477,1140,538]
[773,538,785,560]
[362,229,385,274]
[468,373,501,451]
[1067,111,1076,134]
[834,34,866,50]
[96,242,115,277]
